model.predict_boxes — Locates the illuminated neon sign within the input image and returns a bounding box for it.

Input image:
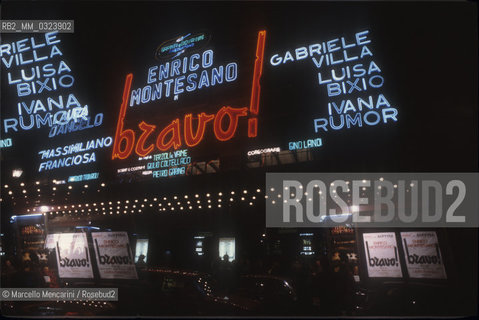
[117,165,145,173]
[49,113,103,138]
[269,31,373,67]
[289,138,322,151]
[131,49,238,104]
[0,138,13,148]
[38,137,112,172]
[148,149,191,178]
[247,147,280,156]
[314,95,397,131]
[155,32,209,60]
[112,30,266,160]
[1,32,103,135]
[269,29,398,135]
[68,172,99,182]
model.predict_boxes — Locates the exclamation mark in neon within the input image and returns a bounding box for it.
[248,30,266,138]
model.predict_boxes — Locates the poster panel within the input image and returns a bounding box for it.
[92,232,138,279]
[219,237,235,262]
[400,231,447,279]
[134,239,149,263]
[50,233,94,279]
[363,232,402,278]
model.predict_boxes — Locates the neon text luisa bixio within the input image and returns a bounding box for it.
[1,32,103,137]
[112,31,266,160]
[269,30,398,132]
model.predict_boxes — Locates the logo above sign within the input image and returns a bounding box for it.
[155,32,210,60]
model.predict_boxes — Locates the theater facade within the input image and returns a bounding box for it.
[1,1,477,317]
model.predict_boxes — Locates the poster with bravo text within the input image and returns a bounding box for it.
[400,231,447,279]
[91,232,138,279]
[49,233,94,279]
[363,232,402,278]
